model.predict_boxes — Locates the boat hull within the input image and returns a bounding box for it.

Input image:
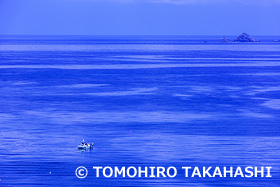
[78,145,93,149]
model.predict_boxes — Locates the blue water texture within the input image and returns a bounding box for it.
[0,36,280,186]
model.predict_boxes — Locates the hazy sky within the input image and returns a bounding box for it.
[0,0,280,35]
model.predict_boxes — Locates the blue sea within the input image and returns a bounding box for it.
[0,36,279,186]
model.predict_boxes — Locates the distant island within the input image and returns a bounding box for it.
[220,37,230,42]
[234,33,259,42]
[221,33,259,42]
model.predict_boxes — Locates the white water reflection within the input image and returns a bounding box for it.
[262,99,280,110]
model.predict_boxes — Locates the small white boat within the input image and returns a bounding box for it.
[78,140,94,149]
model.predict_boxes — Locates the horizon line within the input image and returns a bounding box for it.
[1,34,280,36]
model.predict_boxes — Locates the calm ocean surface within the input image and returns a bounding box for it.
[0,36,280,186]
